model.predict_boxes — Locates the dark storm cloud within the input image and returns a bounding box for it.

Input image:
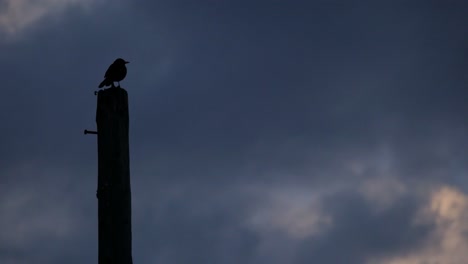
[131,181,431,264]
[133,185,260,264]
[1,1,468,264]
[124,1,468,187]
[295,190,431,264]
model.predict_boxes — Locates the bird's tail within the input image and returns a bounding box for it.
[98,79,107,88]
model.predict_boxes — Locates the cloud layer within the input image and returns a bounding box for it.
[0,0,97,36]
[1,1,468,263]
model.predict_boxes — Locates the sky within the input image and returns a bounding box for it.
[1,1,468,263]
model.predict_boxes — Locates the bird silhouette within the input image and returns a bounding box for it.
[98,58,129,88]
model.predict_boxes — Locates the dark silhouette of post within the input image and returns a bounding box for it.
[96,87,133,264]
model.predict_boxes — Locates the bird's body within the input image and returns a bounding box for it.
[98,58,129,88]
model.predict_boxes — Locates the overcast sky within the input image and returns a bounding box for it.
[1,1,468,263]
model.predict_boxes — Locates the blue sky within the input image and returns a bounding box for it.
[1,1,468,263]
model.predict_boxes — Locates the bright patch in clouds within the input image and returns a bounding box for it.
[360,177,407,211]
[375,186,468,264]
[0,0,95,35]
[247,185,332,239]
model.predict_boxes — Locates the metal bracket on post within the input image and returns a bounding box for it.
[84,129,98,135]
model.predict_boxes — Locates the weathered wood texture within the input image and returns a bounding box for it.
[96,87,133,264]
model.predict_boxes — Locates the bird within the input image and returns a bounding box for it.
[98,58,129,88]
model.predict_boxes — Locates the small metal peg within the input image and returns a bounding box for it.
[84,129,98,135]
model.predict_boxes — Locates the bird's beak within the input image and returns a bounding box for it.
[125,61,130,64]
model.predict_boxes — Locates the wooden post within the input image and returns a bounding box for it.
[96,87,133,264]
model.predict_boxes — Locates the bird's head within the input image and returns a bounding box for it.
[115,58,130,64]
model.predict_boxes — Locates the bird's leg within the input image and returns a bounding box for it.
[111,82,116,88]
[117,81,121,87]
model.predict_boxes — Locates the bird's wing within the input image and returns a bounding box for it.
[104,67,111,78]
[104,63,115,78]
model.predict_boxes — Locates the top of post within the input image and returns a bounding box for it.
[96,87,129,123]
[97,86,128,97]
